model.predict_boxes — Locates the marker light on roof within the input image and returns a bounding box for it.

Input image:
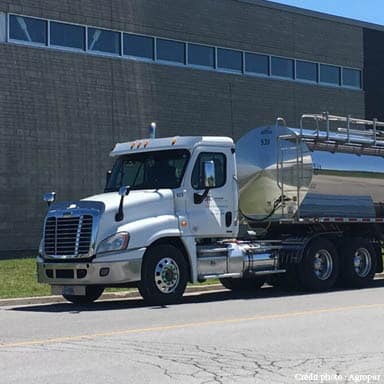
[172,138,177,145]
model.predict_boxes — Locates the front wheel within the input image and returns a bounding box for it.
[63,286,104,304]
[138,244,188,305]
[298,238,339,291]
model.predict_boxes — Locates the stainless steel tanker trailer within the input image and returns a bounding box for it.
[37,113,384,304]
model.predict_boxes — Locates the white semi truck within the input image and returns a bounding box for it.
[37,113,384,304]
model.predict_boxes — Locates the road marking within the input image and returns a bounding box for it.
[1,303,383,349]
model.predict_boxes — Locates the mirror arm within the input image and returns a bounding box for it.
[115,186,130,222]
[194,188,210,204]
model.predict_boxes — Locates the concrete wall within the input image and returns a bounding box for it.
[0,0,368,254]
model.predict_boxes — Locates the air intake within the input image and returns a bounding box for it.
[44,215,93,257]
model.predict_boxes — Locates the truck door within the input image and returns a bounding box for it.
[185,147,238,238]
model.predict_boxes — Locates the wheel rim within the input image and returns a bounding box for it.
[353,248,372,278]
[154,257,180,294]
[313,249,333,280]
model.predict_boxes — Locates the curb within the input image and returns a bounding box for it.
[0,284,225,307]
[1,274,384,307]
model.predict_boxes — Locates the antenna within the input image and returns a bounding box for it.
[149,122,156,139]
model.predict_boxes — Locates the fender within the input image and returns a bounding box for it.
[118,215,181,249]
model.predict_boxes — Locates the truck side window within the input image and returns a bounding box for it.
[191,152,226,189]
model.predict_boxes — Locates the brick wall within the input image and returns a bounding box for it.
[0,0,366,254]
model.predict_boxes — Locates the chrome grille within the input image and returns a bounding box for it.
[44,215,93,257]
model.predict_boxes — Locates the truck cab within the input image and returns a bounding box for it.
[37,136,240,304]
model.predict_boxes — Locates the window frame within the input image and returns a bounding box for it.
[270,56,294,80]
[244,51,270,77]
[217,47,243,73]
[8,14,47,47]
[49,20,85,51]
[295,60,318,84]
[342,66,362,89]
[187,42,215,69]
[156,37,186,65]
[319,63,341,86]
[123,32,155,61]
[191,152,227,190]
[87,26,121,56]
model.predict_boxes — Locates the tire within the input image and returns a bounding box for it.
[340,238,377,288]
[219,277,265,291]
[138,244,188,305]
[298,238,339,291]
[63,286,104,304]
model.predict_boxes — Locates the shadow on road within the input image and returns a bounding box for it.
[8,278,384,314]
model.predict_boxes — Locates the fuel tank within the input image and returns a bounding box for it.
[236,125,384,221]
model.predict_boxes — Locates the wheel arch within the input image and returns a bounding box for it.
[145,237,193,282]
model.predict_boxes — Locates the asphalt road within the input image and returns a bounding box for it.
[1,282,384,384]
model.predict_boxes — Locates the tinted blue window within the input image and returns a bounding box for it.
[188,44,215,68]
[88,28,120,55]
[123,34,154,59]
[9,15,47,44]
[320,64,340,85]
[271,57,293,78]
[245,53,269,75]
[217,48,242,72]
[50,21,85,50]
[343,68,361,88]
[296,60,318,82]
[157,39,185,64]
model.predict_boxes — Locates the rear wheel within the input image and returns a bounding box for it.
[340,238,377,288]
[219,276,265,291]
[298,238,339,291]
[138,244,188,305]
[63,286,104,304]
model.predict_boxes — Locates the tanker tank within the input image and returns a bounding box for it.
[236,122,384,222]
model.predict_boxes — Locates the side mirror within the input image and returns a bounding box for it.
[118,185,130,197]
[194,162,216,204]
[43,192,56,207]
[203,161,216,188]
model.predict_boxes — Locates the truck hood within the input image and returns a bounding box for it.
[82,189,175,244]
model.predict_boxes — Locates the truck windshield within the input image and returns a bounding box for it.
[105,149,190,192]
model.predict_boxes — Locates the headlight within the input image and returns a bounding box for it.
[97,232,129,254]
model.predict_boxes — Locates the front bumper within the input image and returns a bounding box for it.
[37,248,145,286]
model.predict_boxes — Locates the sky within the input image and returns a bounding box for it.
[267,0,384,26]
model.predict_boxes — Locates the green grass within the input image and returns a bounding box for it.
[0,257,220,299]
[0,258,51,299]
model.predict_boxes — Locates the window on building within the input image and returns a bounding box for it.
[342,68,361,88]
[296,60,318,82]
[50,21,85,50]
[156,38,185,64]
[271,57,293,79]
[123,33,154,59]
[244,52,269,75]
[320,64,340,85]
[217,48,242,72]
[188,43,215,68]
[191,153,226,189]
[9,15,47,45]
[88,27,120,55]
